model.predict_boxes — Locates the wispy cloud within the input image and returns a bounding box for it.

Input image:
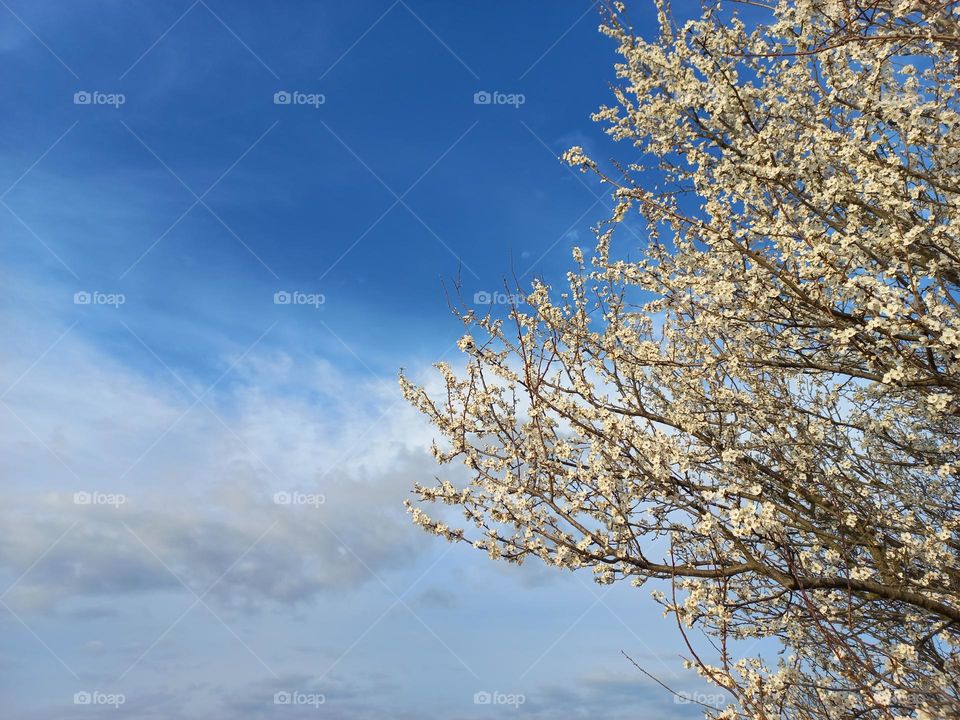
[0,307,442,613]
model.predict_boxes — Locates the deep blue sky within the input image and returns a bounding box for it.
[0,2,728,718]
[1,0,640,378]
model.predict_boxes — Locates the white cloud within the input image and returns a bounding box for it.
[0,310,445,612]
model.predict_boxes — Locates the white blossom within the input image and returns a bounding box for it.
[402,2,960,718]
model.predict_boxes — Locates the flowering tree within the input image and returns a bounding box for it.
[401,1,960,717]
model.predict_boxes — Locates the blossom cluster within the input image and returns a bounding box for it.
[403,1,960,717]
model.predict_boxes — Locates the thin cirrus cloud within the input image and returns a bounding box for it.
[0,305,442,613]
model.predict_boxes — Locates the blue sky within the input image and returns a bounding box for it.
[0,2,730,718]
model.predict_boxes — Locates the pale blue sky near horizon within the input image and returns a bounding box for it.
[0,2,736,718]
